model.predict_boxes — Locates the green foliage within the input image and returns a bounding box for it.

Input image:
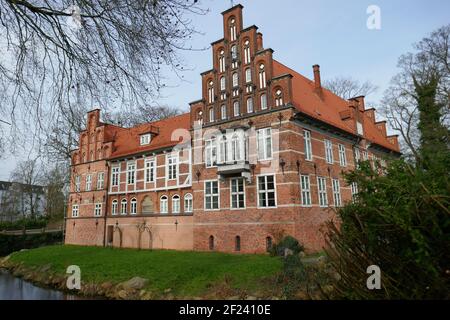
[270,236,304,257]
[0,217,48,231]
[0,232,62,256]
[9,245,282,297]
[326,159,450,299]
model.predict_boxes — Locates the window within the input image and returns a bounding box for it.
[145,159,155,183]
[332,179,342,207]
[258,175,276,208]
[246,97,253,113]
[111,200,118,215]
[220,76,226,91]
[72,204,79,217]
[205,180,219,210]
[259,64,266,88]
[127,162,136,185]
[184,194,193,213]
[221,105,227,120]
[209,107,215,122]
[324,139,334,164]
[257,128,272,160]
[245,68,252,83]
[219,50,226,73]
[354,147,361,167]
[140,134,151,145]
[304,130,312,161]
[167,154,178,180]
[208,80,214,104]
[160,195,168,214]
[356,121,364,135]
[209,235,214,250]
[235,236,241,252]
[86,174,92,191]
[172,195,180,214]
[363,150,369,161]
[94,203,102,217]
[275,89,283,106]
[266,236,273,252]
[111,167,120,187]
[97,172,104,190]
[230,19,236,41]
[300,175,312,206]
[317,177,328,207]
[231,45,237,60]
[121,199,127,215]
[351,182,359,201]
[232,72,238,87]
[338,144,347,167]
[75,175,81,192]
[233,101,240,117]
[231,134,242,161]
[260,93,267,110]
[130,198,137,215]
[231,178,245,209]
[219,136,228,163]
[243,40,251,64]
[205,137,217,167]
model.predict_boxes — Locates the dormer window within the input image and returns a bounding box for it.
[140,134,151,145]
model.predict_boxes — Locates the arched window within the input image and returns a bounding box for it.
[130,198,137,215]
[235,236,241,252]
[266,236,273,252]
[233,101,240,117]
[231,134,241,161]
[172,195,180,214]
[220,76,226,91]
[219,50,226,73]
[246,97,253,113]
[260,93,268,110]
[245,68,252,83]
[209,235,214,250]
[232,72,238,88]
[243,39,251,64]
[209,107,215,123]
[111,200,118,215]
[259,64,266,89]
[221,105,227,120]
[207,80,214,104]
[219,135,228,163]
[231,45,237,60]
[120,199,127,215]
[184,194,193,213]
[160,195,168,214]
[229,18,237,41]
[275,89,283,106]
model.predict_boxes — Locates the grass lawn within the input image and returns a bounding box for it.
[9,245,283,297]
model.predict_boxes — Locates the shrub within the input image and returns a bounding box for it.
[270,236,304,257]
[0,216,48,231]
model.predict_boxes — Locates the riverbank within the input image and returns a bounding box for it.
[1,245,287,300]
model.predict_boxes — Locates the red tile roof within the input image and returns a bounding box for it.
[107,113,191,159]
[272,60,399,152]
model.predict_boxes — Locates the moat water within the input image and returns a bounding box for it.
[0,269,85,300]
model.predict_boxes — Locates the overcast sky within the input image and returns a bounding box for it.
[1,0,449,180]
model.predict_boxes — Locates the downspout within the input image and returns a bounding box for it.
[102,160,110,247]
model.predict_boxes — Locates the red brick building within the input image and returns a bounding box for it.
[65,4,400,253]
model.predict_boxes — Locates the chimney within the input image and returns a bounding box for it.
[313,64,322,95]
[257,32,264,51]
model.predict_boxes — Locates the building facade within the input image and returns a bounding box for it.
[65,4,400,253]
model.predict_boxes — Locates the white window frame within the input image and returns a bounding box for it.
[221,105,227,120]
[354,147,361,167]
[220,76,226,91]
[184,193,193,213]
[257,128,272,160]
[233,101,240,117]
[72,204,79,217]
[257,174,277,208]
[324,139,334,164]
[111,166,120,187]
[246,97,253,113]
[145,159,156,183]
[140,134,151,146]
[130,198,137,215]
[351,182,359,201]
[204,180,220,211]
[120,199,127,215]
[219,52,225,73]
[260,93,267,110]
[97,172,104,190]
[94,203,102,217]
[127,162,136,185]
[317,177,328,207]
[172,195,180,214]
[244,42,251,64]
[209,107,215,122]
[304,130,313,161]
[232,72,238,88]
[245,68,252,83]
[111,200,118,216]
[259,65,266,89]
[160,195,168,214]
[86,174,92,191]
[338,144,347,167]
[167,154,178,180]
[230,178,246,210]
[75,175,81,192]
[300,175,312,207]
[205,137,217,168]
[332,179,342,207]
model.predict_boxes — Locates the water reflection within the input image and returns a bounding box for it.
[0,269,86,300]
